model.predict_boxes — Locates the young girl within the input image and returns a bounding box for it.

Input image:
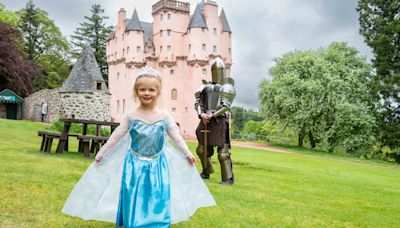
[62,66,216,227]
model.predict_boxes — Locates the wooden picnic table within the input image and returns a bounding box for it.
[55,118,120,155]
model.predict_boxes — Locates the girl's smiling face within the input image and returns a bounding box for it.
[135,77,160,107]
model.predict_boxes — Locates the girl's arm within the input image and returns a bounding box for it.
[95,114,130,162]
[165,112,195,164]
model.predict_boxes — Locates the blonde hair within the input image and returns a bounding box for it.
[133,74,162,99]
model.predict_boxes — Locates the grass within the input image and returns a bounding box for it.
[1,118,400,227]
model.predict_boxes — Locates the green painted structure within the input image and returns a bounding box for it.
[0,89,24,120]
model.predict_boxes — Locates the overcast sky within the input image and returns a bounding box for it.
[2,0,372,110]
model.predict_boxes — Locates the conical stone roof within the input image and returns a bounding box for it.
[60,43,108,93]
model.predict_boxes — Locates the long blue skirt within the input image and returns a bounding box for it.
[116,150,170,228]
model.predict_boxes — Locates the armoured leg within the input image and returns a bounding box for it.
[218,144,234,184]
[196,144,214,175]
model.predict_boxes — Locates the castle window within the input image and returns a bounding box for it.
[167,13,171,20]
[213,45,217,53]
[185,107,188,112]
[188,28,191,34]
[213,28,217,35]
[117,100,120,115]
[122,33,124,41]
[189,44,191,53]
[123,99,125,114]
[117,72,120,80]
[160,14,163,21]
[127,46,130,54]
[147,47,153,53]
[96,82,102,90]
[160,46,163,53]
[123,49,125,56]
[202,69,207,76]
[202,44,206,51]
[202,28,205,32]
[172,107,176,113]
[137,46,141,53]
[229,48,232,55]
[167,29,171,36]
[167,45,172,52]
[160,30,163,37]
[171,89,177,100]
[170,69,174,75]
[115,52,117,58]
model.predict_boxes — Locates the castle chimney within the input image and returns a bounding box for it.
[118,8,126,26]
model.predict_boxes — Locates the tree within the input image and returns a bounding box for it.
[17,0,71,90]
[70,4,113,82]
[357,0,400,152]
[0,3,19,27]
[259,42,377,154]
[0,21,39,97]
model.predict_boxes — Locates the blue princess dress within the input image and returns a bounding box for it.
[62,110,216,227]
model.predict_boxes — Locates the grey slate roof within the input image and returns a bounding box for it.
[220,8,231,33]
[126,9,142,31]
[60,44,108,93]
[141,22,153,44]
[188,1,207,29]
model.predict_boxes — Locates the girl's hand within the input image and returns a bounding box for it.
[94,158,101,165]
[186,155,196,165]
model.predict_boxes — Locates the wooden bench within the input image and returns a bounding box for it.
[38,131,61,153]
[77,135,109,158]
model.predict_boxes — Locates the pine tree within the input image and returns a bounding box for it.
[357,0,400,151]
[71,4,113,83]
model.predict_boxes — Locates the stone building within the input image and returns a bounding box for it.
[106,0,232,138]
[24,44,111,122]
[59,44,111,121]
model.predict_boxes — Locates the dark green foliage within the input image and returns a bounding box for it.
[16,0,71,90]
[230,106,263,134]
[0,21,39,97]
[259,42,377,155]
[357,0,400,160]
[70,4,113,83]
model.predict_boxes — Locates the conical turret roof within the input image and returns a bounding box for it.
[188,1,207,29]
[220,8,231,32]
[126,9,143,31]
[60,43,108,93]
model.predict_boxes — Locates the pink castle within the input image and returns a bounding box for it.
[106,0,232,139]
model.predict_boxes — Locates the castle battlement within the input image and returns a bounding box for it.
[152,0,190,15]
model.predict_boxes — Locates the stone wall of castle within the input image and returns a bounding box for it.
[24,88,61,122]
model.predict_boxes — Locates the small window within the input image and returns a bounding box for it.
[117,72,120,80]
[202,69,207,76]
[147,47,153,53]
[213,45,217,53]
[189,44,191,53]
[171,89,177,100]
[202,28,205,32]
[170,69,174,75]
[172,107,176,113]
[137,46,141,53]
[188,28,191,34]
[160,14,163,21]
[115,52,117,58]
[167,29,171,36]
[117,100,120,114]
[123,49,125,56]
[96,82,102,90]
[160,46,163,53]
[213,28,217,35]
[160,30,163,37]
[167,45,172,52]
[185,107,188,112]
[202,44,206,51]
[123,99,125,114]
[122,34,124,41]
[127,46,130,54]
[229,48,232,55]
[167,13,171,20]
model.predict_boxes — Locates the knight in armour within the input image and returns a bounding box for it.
[195,57,236,185]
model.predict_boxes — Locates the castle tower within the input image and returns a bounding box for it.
[106,0,232,139]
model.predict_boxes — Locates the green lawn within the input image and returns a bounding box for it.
[1,119,399,227]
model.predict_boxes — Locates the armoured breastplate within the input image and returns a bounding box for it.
[202,83,221,113]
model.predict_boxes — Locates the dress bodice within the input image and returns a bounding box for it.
[129,119,166,157]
